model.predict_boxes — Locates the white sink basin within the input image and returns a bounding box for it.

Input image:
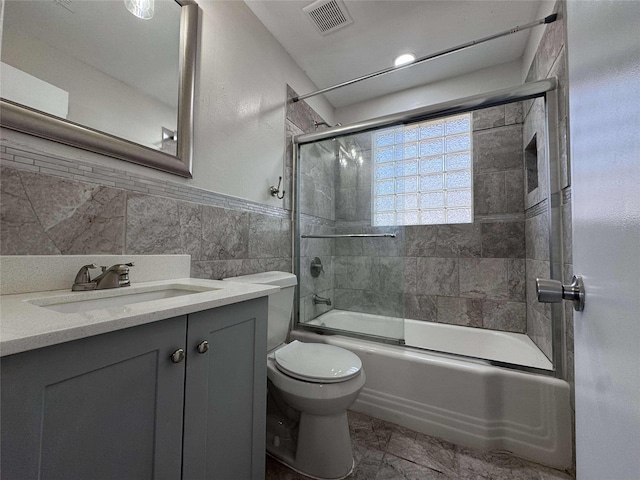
[29,285,220,314]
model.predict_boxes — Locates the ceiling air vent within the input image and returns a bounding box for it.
[303,0,353,36]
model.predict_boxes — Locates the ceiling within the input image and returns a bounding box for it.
[245,0,548,108]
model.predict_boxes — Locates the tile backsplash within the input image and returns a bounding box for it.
[0,144,291,279]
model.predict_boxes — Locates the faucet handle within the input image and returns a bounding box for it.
[74,264,97,284]
[116,263,134,287]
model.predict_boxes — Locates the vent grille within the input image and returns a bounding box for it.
[303,0,353,35]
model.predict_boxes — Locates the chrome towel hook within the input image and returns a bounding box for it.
[269,176,285,199]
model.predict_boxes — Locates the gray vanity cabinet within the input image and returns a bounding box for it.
[1,297,268,480]
[1,315,188,480]
[182,299,268,480]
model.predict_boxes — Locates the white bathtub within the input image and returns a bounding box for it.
[306,309,553,370]
[293,310,572,469]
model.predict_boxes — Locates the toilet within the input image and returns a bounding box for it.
[223,271,365,480]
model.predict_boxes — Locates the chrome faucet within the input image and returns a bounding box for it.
[312,294,332,306]
[72,263,134,291]
[94,263,134,289]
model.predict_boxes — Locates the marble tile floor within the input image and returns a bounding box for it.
[266,411,575,480]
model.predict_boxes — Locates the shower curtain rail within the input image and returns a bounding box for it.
[291,14,558,103]
[301,233,396,239]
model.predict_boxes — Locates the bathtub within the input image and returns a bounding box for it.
[292,310,572,469]
[305,309,553,370]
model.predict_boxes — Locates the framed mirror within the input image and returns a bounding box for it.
[0,0,198,178]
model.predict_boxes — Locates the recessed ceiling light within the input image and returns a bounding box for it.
[393,53,416,68]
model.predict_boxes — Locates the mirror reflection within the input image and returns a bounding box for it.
[1,0,181,153]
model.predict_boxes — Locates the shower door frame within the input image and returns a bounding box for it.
[292,78,565,379]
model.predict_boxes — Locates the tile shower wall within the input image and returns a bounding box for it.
[286,86,336,322]
[329,105,527,333]
[297,137,336,322]
[522,0,572,375]
[0,130,293,278]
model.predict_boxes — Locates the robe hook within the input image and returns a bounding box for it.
[269,176,286,200]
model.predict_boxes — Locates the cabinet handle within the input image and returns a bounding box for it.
[170,348,185,363]
[197,341,209,354]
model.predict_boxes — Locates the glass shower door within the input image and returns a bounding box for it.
[296,135,406,344]
[293,81,567,375]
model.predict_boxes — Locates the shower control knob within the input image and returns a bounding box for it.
[536,276,585,311]
[197,340,209,354]
[170,348,185,363]
[310,257,324,277]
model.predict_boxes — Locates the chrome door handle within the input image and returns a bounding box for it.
[196,340,209,354]
[170,348,185,363]
[536,275,585,311]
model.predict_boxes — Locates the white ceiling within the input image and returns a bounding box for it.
[245,0,547,108]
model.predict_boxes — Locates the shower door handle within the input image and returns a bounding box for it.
[536,276,585,311]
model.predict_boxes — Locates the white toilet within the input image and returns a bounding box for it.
[223,271,365,480]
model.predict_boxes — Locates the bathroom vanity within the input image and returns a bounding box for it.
[0,255,276,480]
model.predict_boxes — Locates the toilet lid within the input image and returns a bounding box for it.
[274,341,362,383]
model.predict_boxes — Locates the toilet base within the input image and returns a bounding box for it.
[266,410,355,480]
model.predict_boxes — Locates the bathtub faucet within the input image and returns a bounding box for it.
[313,294,332,306]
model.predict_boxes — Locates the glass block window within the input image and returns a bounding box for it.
[372,114,473,226]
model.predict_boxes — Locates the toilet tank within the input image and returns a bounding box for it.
[222,271,297,351]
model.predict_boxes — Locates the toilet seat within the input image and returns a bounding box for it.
[274,341,362,384]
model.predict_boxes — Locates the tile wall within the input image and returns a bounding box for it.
[522,0,572,375]
[286,87,337,322]
[0,154,292,278]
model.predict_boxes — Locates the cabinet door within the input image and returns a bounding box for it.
[182,297,268,480]
[1,316,187,480]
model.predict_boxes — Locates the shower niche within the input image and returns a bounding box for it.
[293,80,565,376]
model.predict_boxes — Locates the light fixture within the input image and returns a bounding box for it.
[393,53,416,68]
[125,0,154,19]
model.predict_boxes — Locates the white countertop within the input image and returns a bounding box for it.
[0,278,278,357]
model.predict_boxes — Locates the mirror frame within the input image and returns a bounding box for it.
[0,0,198,178]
